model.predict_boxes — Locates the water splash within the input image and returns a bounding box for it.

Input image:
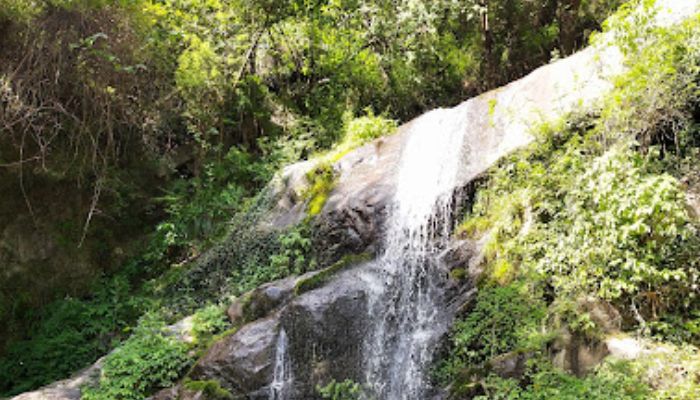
[364,104,469,399]
[269,328,293,400]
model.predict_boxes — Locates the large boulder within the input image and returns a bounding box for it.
[188,317,280,399]
[187,263,371,399]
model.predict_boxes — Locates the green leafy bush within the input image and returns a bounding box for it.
[270,223,316,275]
[317,379,362,400]
[436,283,546,385]
[160,146,271,253]
[533,145,696,302]
[82,314,191,400]
[475,359,650,400]
[458,5,700,321]
[441,5,700,397]
[191,304,229,344]
[0,274,147,397]
[183,379,233,399]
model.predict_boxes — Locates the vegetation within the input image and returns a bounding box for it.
[81,314,191,400]
[0,0,674,398]
[183,379,234,399]
[295,252,373,295]
[0,269,149,395]
[474,359,651,400]
[435,283,547,384]
[317,379,363,400]
[439,1,700,398]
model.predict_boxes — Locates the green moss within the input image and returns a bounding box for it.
[183,379,233,399]
[303,162,338,217]
[239,291,260,323]
[301,111,397,218]
[450,268,467,281]
[487,97,498,127]
[295,253,373,295]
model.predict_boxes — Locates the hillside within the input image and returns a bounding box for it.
[2,0,700,399]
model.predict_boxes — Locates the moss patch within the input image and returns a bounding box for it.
[183,378,233,399]
[295,253,373,295]
[303,162,338,217]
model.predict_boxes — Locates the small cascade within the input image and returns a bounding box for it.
[364,104,470,399]
[269,328,293,400]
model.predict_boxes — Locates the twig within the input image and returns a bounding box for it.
[78,177,102,248]
[19,130,39,229]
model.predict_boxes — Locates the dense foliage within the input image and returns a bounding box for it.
[81,315,191,400]
[439,1,700,398]
[475,360,651,400]
[0,273,148,394]
[317,379,363,400]
[436,284,547,381]
[0,0,644,397]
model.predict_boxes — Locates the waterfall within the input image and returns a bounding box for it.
[364,104,469,399]
[269,328,293,400]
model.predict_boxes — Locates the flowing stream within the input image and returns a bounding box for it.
[364,104,469,399]
[269,328,293,400]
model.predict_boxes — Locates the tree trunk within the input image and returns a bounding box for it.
[559,0,581,55]
[481,0,495,87]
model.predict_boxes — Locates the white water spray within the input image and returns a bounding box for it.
[269,328,293,400]
[364,104,470,399]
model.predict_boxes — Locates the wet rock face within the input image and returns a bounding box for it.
[282,272,369,398]
[189,317,280,398]
[187,267,370,399]
[236,275,300,324]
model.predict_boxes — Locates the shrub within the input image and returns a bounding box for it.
[441,4,700,398]
[190,304,229,344]
[0,274,147,397]
[183,379,233,399]
[475,359,650,400]
[317,379,362,400]
[82,314,191,400]
[436,283,547,385]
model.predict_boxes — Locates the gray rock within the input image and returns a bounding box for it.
[188,317,280,397]
[577,297,622,334]
[9,357,104,400]
[489,351,534,380]
[236,272,321,324]
[186,264,370,399]
[550,328,610,376]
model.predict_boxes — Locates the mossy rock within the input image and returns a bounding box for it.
[303,162,338,217]
[238,275,299,324]
[449,268,467,281]
[183,379,234,399]
[295,253,373,295]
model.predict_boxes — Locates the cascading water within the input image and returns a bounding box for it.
[364,104,470,399]
[269,328,293,400]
